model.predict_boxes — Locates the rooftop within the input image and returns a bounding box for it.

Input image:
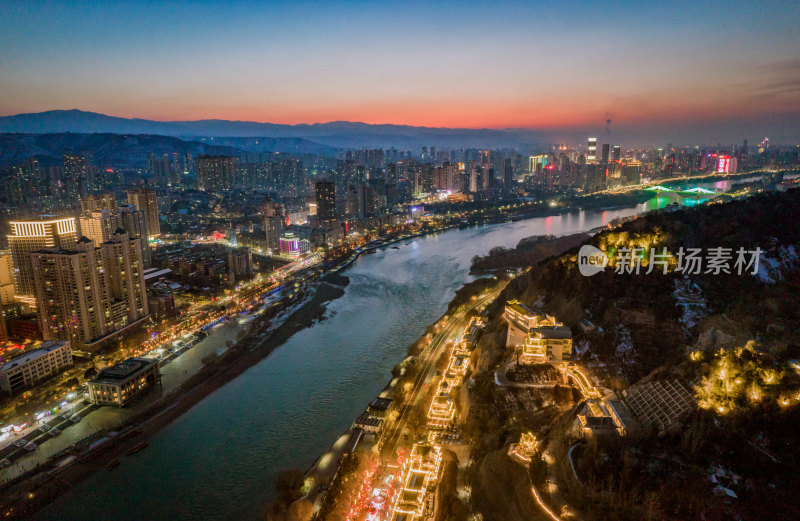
[0,341,70,371]
[534,325,573,339]
[91,357,157,384]
[369,397,393,410]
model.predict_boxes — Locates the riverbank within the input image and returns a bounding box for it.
[0,277,350,519]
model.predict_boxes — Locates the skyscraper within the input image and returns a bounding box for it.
[344,184,359,216]
[118,205,152,266]
[197,155,238,191]
[31,231,148,349]
[80,193,117,215]
[587,138,597,162]
[262,201,285,252]
[315,180,336,223]
[79,210,122,246]
[8,217,78,297]
[127,188,160,238]
[503,158,514,194]
[0,253,15,305]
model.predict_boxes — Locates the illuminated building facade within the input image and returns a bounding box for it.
[0,340,73,393]
[262,201,285,252]
[587,137,597,161]
[31,231,148,349]
[196,155,238,192]
[80,192,117,215]
[8,217,78,297]
[502,299,557,347]
[0,253,15,305]
[279,233,310,256]
[126,188,161,238]
[521,325,573,363]
[79,209,122,246]
[87,357,160,406]
[315,180,336,223]
[503,300,572,363]
[390,444,443,521]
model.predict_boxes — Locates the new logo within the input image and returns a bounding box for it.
[578,245,608,276]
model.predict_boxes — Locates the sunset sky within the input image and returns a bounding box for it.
[2,0,799,142]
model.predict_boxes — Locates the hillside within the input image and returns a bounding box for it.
[490,190,800,383]
[0,132,340,168]
[463,189,800,521]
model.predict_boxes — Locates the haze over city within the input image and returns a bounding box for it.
[2,0,800,143]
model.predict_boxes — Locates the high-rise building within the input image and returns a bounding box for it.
[587,138,597,162]
[344,184,359,216]
[357,184,375,219]
[197,155,238,191]
[80,193,117,215]
[503,158,514,193]
[118,205,152,266]
[0,253,15,305]
[262,201,285,252]
[8,217,78,297]
[31,231,148,350]
[613,145,621,162]
[79,209,123,247]
[126,188,160,238]
[315,180,336,223]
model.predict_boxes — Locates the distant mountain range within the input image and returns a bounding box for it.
[0,109,542,149]
[0,133,247,168]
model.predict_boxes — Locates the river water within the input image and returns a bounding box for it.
[33,199,706,521]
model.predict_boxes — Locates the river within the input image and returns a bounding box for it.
[32,201,683,520]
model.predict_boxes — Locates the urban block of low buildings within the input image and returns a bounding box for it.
[0,340,72,393]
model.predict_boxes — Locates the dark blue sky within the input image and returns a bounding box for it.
[1,0,799,142]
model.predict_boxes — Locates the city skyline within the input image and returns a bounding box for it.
[1,1,800,143]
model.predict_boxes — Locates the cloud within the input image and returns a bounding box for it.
[753,57,800,96]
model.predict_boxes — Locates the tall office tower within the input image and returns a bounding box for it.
[601,143,610,164]
[442,162,458,192]
[79,210,122,246]
[126,188,160,238]
[482,166,492,190]
[8,217,78,297]
[587,138,597,162]
[613,145,621,162]
[503,158,514,193]
[466,160,478,192]
[80,193,117,215]
[262,201,285,252]
[0,253,15,305]
[196,155,238,191]
[118,205,152,266]
[31,231,148,349]
[315,180,336,223]
[600,144,610,189]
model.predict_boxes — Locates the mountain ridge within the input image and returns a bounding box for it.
[0,109,542,148]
